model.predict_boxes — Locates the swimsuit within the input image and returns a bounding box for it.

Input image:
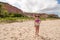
[35,20,40,23]
[35,19,40,26]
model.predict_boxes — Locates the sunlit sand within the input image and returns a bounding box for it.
[0,19,60,40]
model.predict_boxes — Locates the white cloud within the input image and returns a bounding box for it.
[6,0,17,5]
[0,0,6,2]
[40,4,60,17]
[0,0,58,13]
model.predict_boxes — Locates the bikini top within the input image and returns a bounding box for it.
[35,19,40,23]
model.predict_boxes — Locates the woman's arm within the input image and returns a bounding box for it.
[39,19,41,24]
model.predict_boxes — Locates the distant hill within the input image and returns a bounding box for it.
[0,2,23,13]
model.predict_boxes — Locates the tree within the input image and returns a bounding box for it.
[0,3,2,15]
[0,3,9,17]
[0,3,4,17]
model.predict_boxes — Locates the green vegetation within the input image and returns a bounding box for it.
[0,17,30,23]
[0,9,30,23]
[0,3,31,23]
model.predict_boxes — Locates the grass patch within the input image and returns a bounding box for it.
[0,17,59,23]
[0,17,34,23]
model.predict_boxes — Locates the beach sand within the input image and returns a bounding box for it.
[0,20,60,40]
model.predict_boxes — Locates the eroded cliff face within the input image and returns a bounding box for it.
[0,2,23,13]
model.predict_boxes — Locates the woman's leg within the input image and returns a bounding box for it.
[36,26,39,35]
[35,25,39,35]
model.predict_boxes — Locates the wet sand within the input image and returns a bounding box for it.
[0,20,60,40]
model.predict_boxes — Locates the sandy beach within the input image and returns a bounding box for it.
[0,19,60,40]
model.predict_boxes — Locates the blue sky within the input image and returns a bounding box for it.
[57,0,60,4]
[0,0,60,17]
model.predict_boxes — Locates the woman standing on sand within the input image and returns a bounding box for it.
[34,15,41,36]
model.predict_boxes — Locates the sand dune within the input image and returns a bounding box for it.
[0,20,60,40]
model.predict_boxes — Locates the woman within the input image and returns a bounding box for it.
[34,15,41,36]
